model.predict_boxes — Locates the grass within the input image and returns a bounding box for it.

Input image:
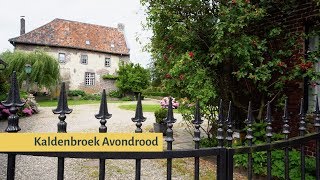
[118,104,161,112]
[37,99,124,107]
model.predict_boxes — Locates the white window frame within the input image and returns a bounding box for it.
[81,54,88,64]
[105,58,111,67]
[307,33,319,112]
[58,53,66,63]
[85,72,95,86]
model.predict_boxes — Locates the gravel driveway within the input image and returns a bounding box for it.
[0,100,197,180]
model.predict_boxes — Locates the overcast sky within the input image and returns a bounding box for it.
[0,0,152,67]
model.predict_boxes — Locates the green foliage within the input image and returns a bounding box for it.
[102,74,118,80]
[116,63,150,94]
[240,122,284,145]
[154,108,167,123]
[68,90,86,97]
[142,86,168,97]
[1,49,60,89]
[199,138,217,148]
[234,150,316,179]
[81,94,100,101]
[120,96,132,101]
[108,90,123,98]
[234,122,315,179]
[141,0,320,122]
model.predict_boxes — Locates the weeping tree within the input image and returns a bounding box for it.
[0,49,60,90]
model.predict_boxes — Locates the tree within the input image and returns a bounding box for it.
[116,63,150,94]
[1,49,60,89]
[141,0,320,123]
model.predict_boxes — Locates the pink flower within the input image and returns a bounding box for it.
[160,97,179,109]
[22,108,33,116]
[2,108,10,115]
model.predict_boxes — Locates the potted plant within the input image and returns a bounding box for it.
[154,108,168,135]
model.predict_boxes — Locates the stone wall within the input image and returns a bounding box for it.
[15,44,129,94]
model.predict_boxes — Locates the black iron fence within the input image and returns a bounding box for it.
[0,71,319,180]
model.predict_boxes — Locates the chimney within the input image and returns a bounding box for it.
[117,23,125,32]
[20,16,25,35]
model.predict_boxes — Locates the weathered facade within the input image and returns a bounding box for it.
[9,18,130,94]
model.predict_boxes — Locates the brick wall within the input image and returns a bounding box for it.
[251,1,320,155]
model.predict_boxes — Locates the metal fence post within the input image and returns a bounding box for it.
[165,97,176,180]
[95,89,112,180]
[53,82,72,180]
[2,71,25,180]
[192,101,203,180]
[131,93,146,180]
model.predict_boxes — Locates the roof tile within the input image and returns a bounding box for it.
[9,18,130,55]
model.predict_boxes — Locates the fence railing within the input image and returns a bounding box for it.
[0,71,319,180]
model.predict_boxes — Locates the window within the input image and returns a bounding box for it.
[58,53,66,63]
[105,58,111,67]
[307,34,319,112]
[85,72,95,86]
[307,25,320,112]
[81,55,88,64]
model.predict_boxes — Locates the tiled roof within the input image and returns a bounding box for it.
[9,18,130,55]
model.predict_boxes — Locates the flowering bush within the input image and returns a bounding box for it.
[160,97,179,109]
[0,95,39,119]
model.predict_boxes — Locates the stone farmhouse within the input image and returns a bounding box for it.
[9,18,130,94]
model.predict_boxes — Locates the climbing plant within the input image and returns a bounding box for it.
[141,0,320,123]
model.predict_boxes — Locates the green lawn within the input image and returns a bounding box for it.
[37,99,124,107]
[118,104,179,113]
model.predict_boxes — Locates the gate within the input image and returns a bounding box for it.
[0,71,319,180]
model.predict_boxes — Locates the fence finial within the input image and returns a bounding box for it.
[192,100,203,125]
[164,97,176,124]
[226,101,233,147]
[95,89,112,133]
[245,101,253,142]
[2,71,25,108]
[165,97,176,149]
[193,100,203,148]
[132,93,146,133]
[217,99,224,147]
[53,82,72,115]
[299,98,306,136]
[2,71,25,132]
[282,98,290,137]
[314,96,320,129]
[53,82,72,133]
[316,96,320,114]
[265,101,272,140]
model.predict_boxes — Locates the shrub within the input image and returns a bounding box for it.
[121,96,132,101]
[68,90,86,97]
[81,94,100,100]
[102,74,118,80]
[233,122,315,179]
[234,150,316,179]
[108,90,122,98]
[154,108,167,124]
[0,95,39,119]
[199,138,217,148]
[116,63,150,94]
[143,91,168,97]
